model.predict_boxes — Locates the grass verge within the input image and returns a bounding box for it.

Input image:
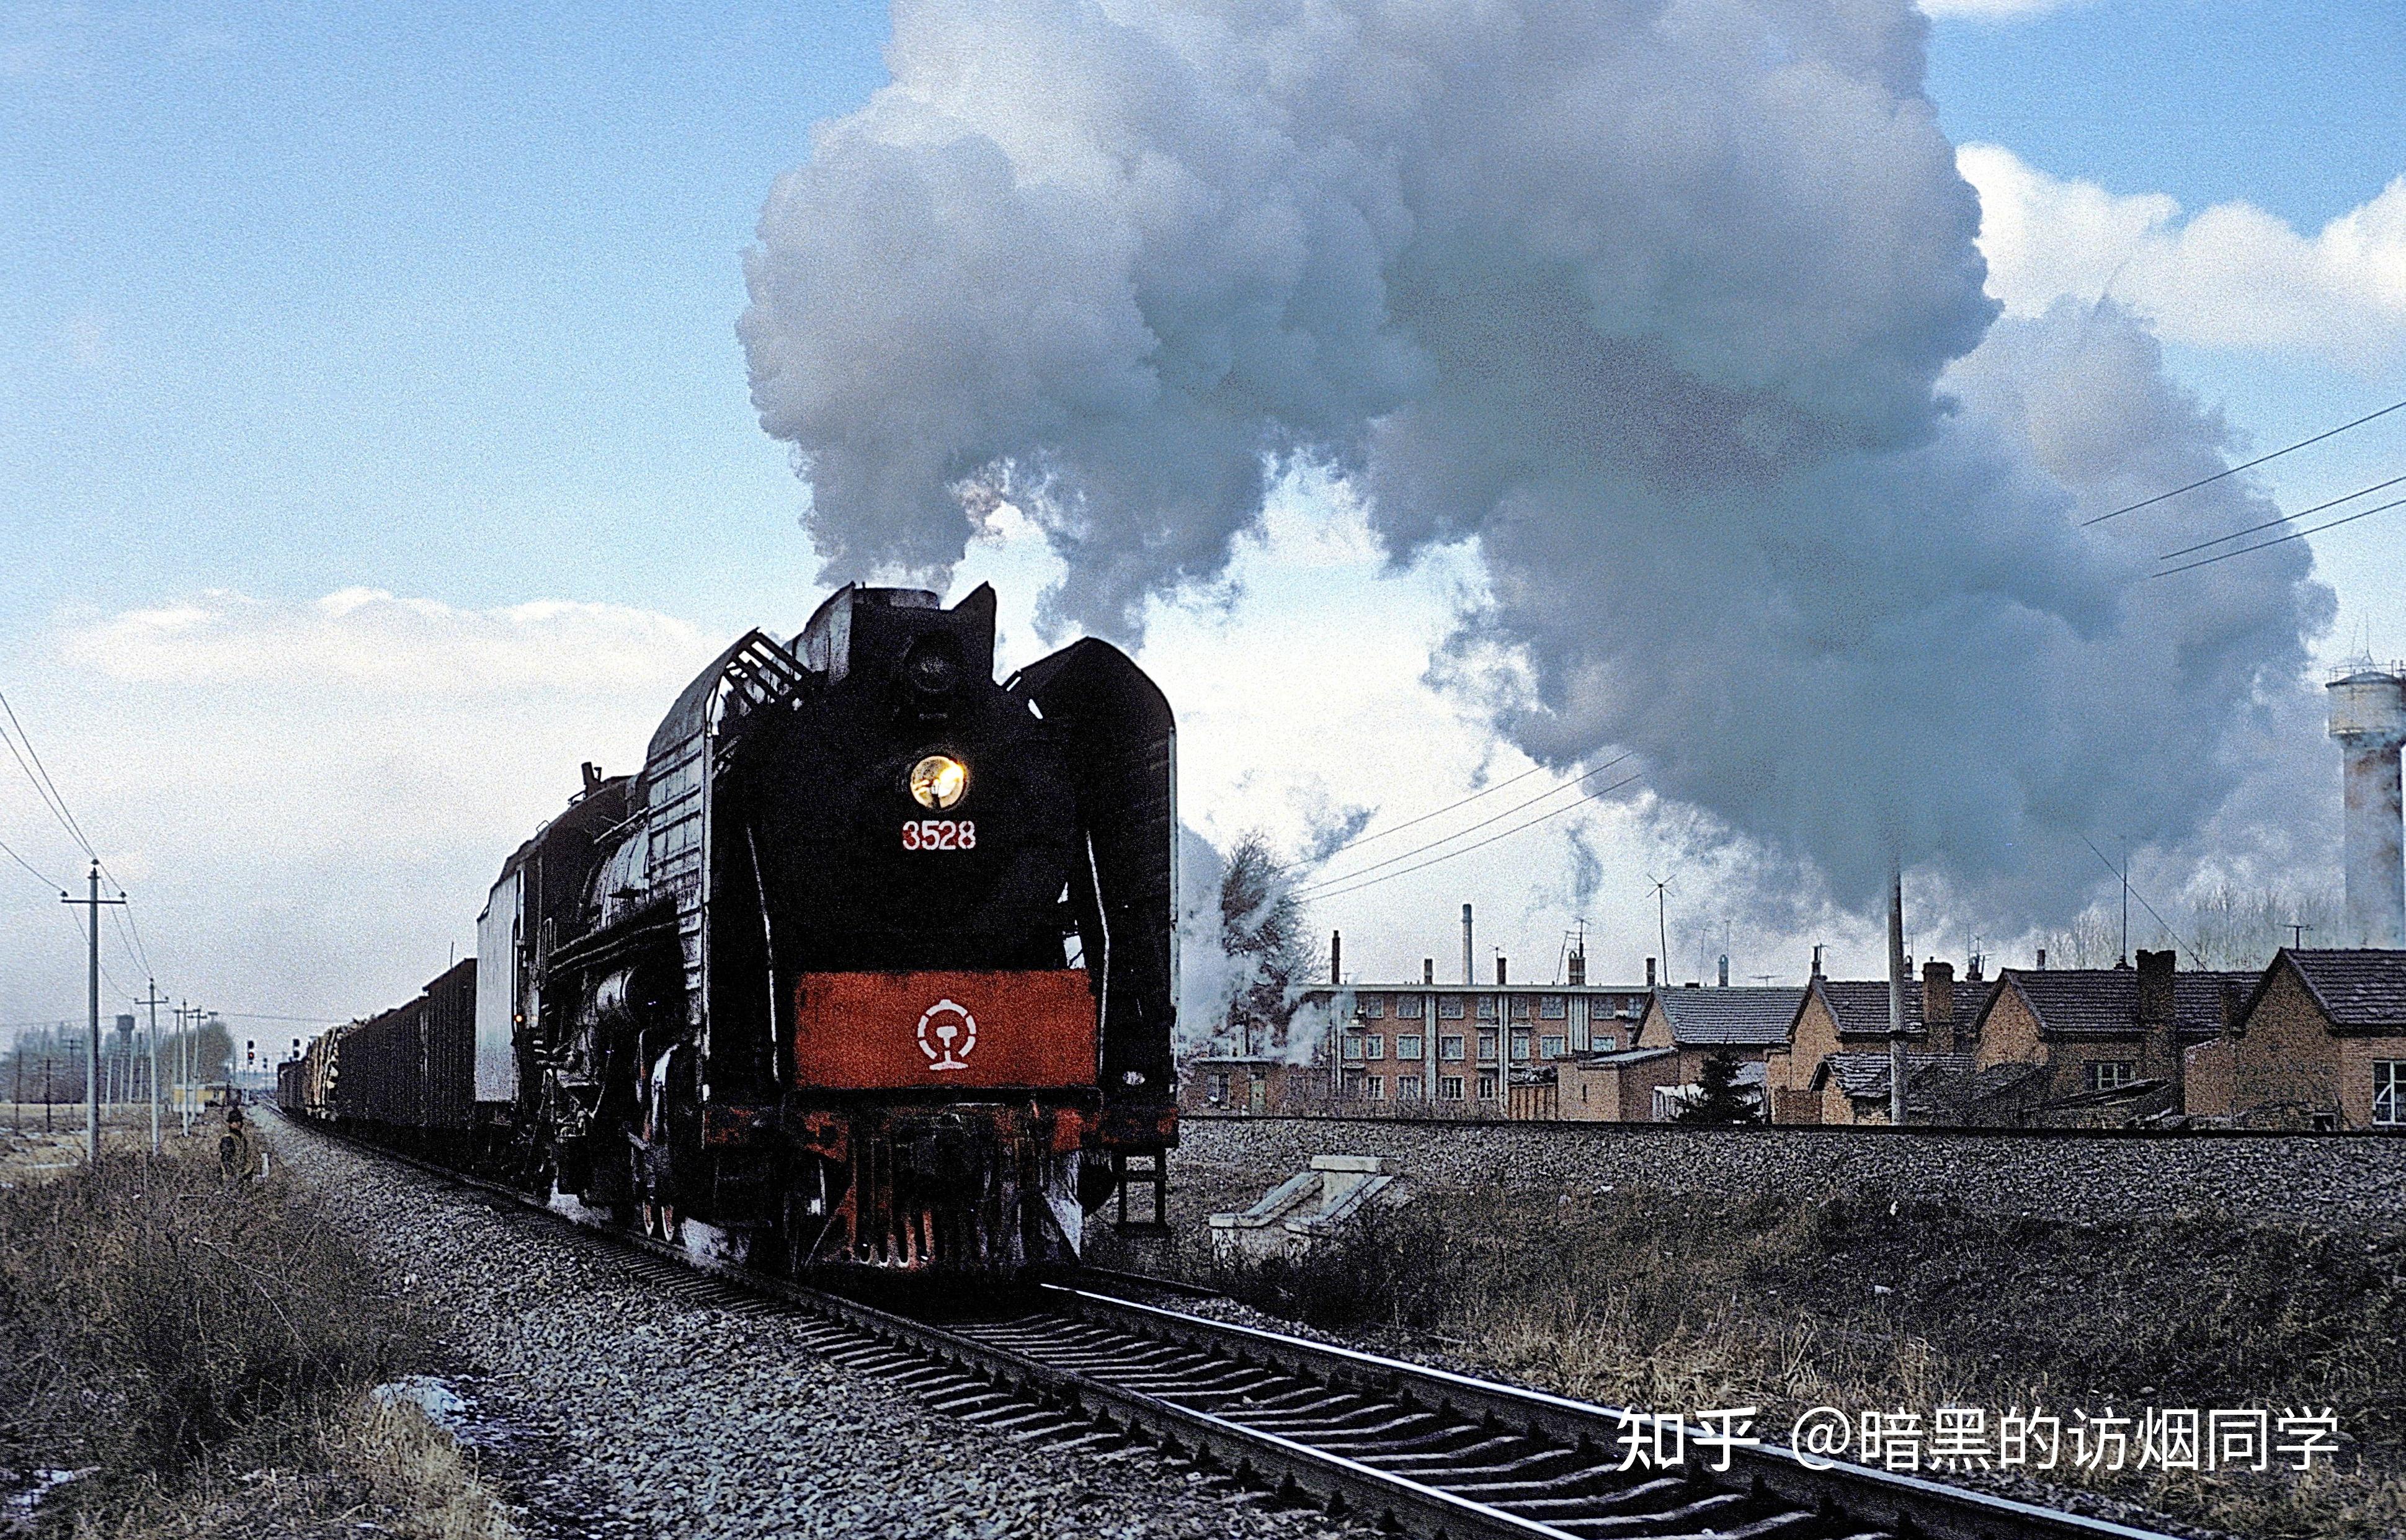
[1185,1183,2406,1539]
[0,1133,515,1537]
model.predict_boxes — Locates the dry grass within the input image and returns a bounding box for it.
[0,1133,514,1538]
[85,1395,521,1540]
[1193,1183,2406,1539]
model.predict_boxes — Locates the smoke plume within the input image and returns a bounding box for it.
[744,0,2331,917]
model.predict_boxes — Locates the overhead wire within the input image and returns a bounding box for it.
[1294,752,1636,896]
[1267,761,1553,873]
[2077,834,2194,962]
[0,835,63,895]
[2082,395,2406,527]
[2157,471,2406,562]
[0,690,98,858]
[2152,494,2406,579]
[1307,770,1647,903]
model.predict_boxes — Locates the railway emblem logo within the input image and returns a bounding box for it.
[916,998,978,1072]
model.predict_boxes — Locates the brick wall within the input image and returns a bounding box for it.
[1175,1113,2406,1230]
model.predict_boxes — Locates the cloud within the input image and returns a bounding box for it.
[0,590,727,1026]
[64,588,711,696]
[1961,143,2406,370]
[740,0,2333,928]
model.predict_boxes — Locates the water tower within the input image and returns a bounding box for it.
[2327,663,2406,948]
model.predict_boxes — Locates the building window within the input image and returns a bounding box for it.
[1477,1033,1498,1062]
[1365,1075,1384,1100]
[1365,1034,1384,1059]
[2376,1061,2404,1126]
[1342,1069,1366,1098]
[1396,1034,1423,1060]
[1396,1074,1423,1100]
[1360,994,1384,1019]
[1594,1034,1618,1053]
[1510,1031,1531,1061]
[1440,1035,1465,1062]
[1477,994,1499,1021]
[1208,1070,1231,1106]
[1342,1034,1365,1062]
[1438,996,1465,1020]
[1476,1070,1499,1100]
[1541,1035,1565,1059]
[1541,994,1567,1020]
[2084,1060,2136,1092]
[1438,1075,1464,1101]
[1510,994,1533,1020]
[1396,994,1424,1019]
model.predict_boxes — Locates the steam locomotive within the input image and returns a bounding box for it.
[283,584,1178,1270]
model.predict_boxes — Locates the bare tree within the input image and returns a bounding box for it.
[2040,907,2120,969]
[1219,832,1319,1056]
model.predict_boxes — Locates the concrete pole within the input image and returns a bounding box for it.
[1887,861,1909,1127]
[83,864,99,1162]
[140,979,166,1155]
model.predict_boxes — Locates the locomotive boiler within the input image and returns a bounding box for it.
[467,583,1178,1270]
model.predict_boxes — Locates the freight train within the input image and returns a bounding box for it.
[282,584,1178,1271]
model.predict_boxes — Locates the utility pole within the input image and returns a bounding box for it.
[1887,860,1909,1128]
[2119,840,2131,968]
[1647,875,1672,985]
[137,979,167,1155]
[62,861,127,1164]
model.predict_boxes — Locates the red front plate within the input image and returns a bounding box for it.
[793,969,1098,1090]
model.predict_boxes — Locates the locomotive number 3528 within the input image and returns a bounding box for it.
[901,819,976,851]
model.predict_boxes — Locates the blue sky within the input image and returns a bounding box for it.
[2,1,2403,1020]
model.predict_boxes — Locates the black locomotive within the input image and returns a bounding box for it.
[285,584,1178,1270]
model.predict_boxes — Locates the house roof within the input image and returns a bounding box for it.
[1804,976,1998,1040]
[1650,986,1804,1047]
[1569,1045,1678,1068]
[1813,1052,1979,1116]
[2264,948,2406,1032]
[1976,967,2255,1039]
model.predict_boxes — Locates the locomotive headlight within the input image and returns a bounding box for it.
[909,754,969,810]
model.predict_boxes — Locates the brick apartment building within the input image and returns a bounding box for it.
[1279,956,1651,1112]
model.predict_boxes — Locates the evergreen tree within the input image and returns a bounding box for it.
[1675,1049,1760,1123]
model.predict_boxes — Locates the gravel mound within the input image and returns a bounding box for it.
[269,1121,1359,1540]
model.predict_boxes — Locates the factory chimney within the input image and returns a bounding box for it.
[1496,955,1508,985]
[1423,958,1434,985]
[2328,664,2406,948]
[1330,930,1342,986]
[1717,955,1729,987]
[1462,904,1474,985]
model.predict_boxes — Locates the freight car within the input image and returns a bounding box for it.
[286,583,1178,1273]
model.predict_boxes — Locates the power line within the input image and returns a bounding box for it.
[1295,752,1636,896]
[2158,471,2406,561]
[0,834,63,894]
[0,691,97,857]
[1268,762,1552,873]
[2151,494,2406,579]
[1306,770,1646,903]
[2082,396,2406,527]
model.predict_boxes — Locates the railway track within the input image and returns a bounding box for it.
[282,1115,2181,1540]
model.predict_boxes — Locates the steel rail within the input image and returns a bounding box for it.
[277,1114,2183,1540]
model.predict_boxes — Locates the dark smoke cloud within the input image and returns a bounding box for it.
[743,0,2331,917]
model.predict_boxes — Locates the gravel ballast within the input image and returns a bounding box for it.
[268,1119,1359,1540]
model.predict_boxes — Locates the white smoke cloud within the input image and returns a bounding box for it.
[1962,144,2406,371]
[743,0,2333,923]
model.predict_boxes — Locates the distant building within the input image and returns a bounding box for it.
[1967,950,2252,1126]
[1277,976,1651,1112]
[1629,985,1801,1119]
[1771,961,1998,1124]
[2189,948,2406,1130]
